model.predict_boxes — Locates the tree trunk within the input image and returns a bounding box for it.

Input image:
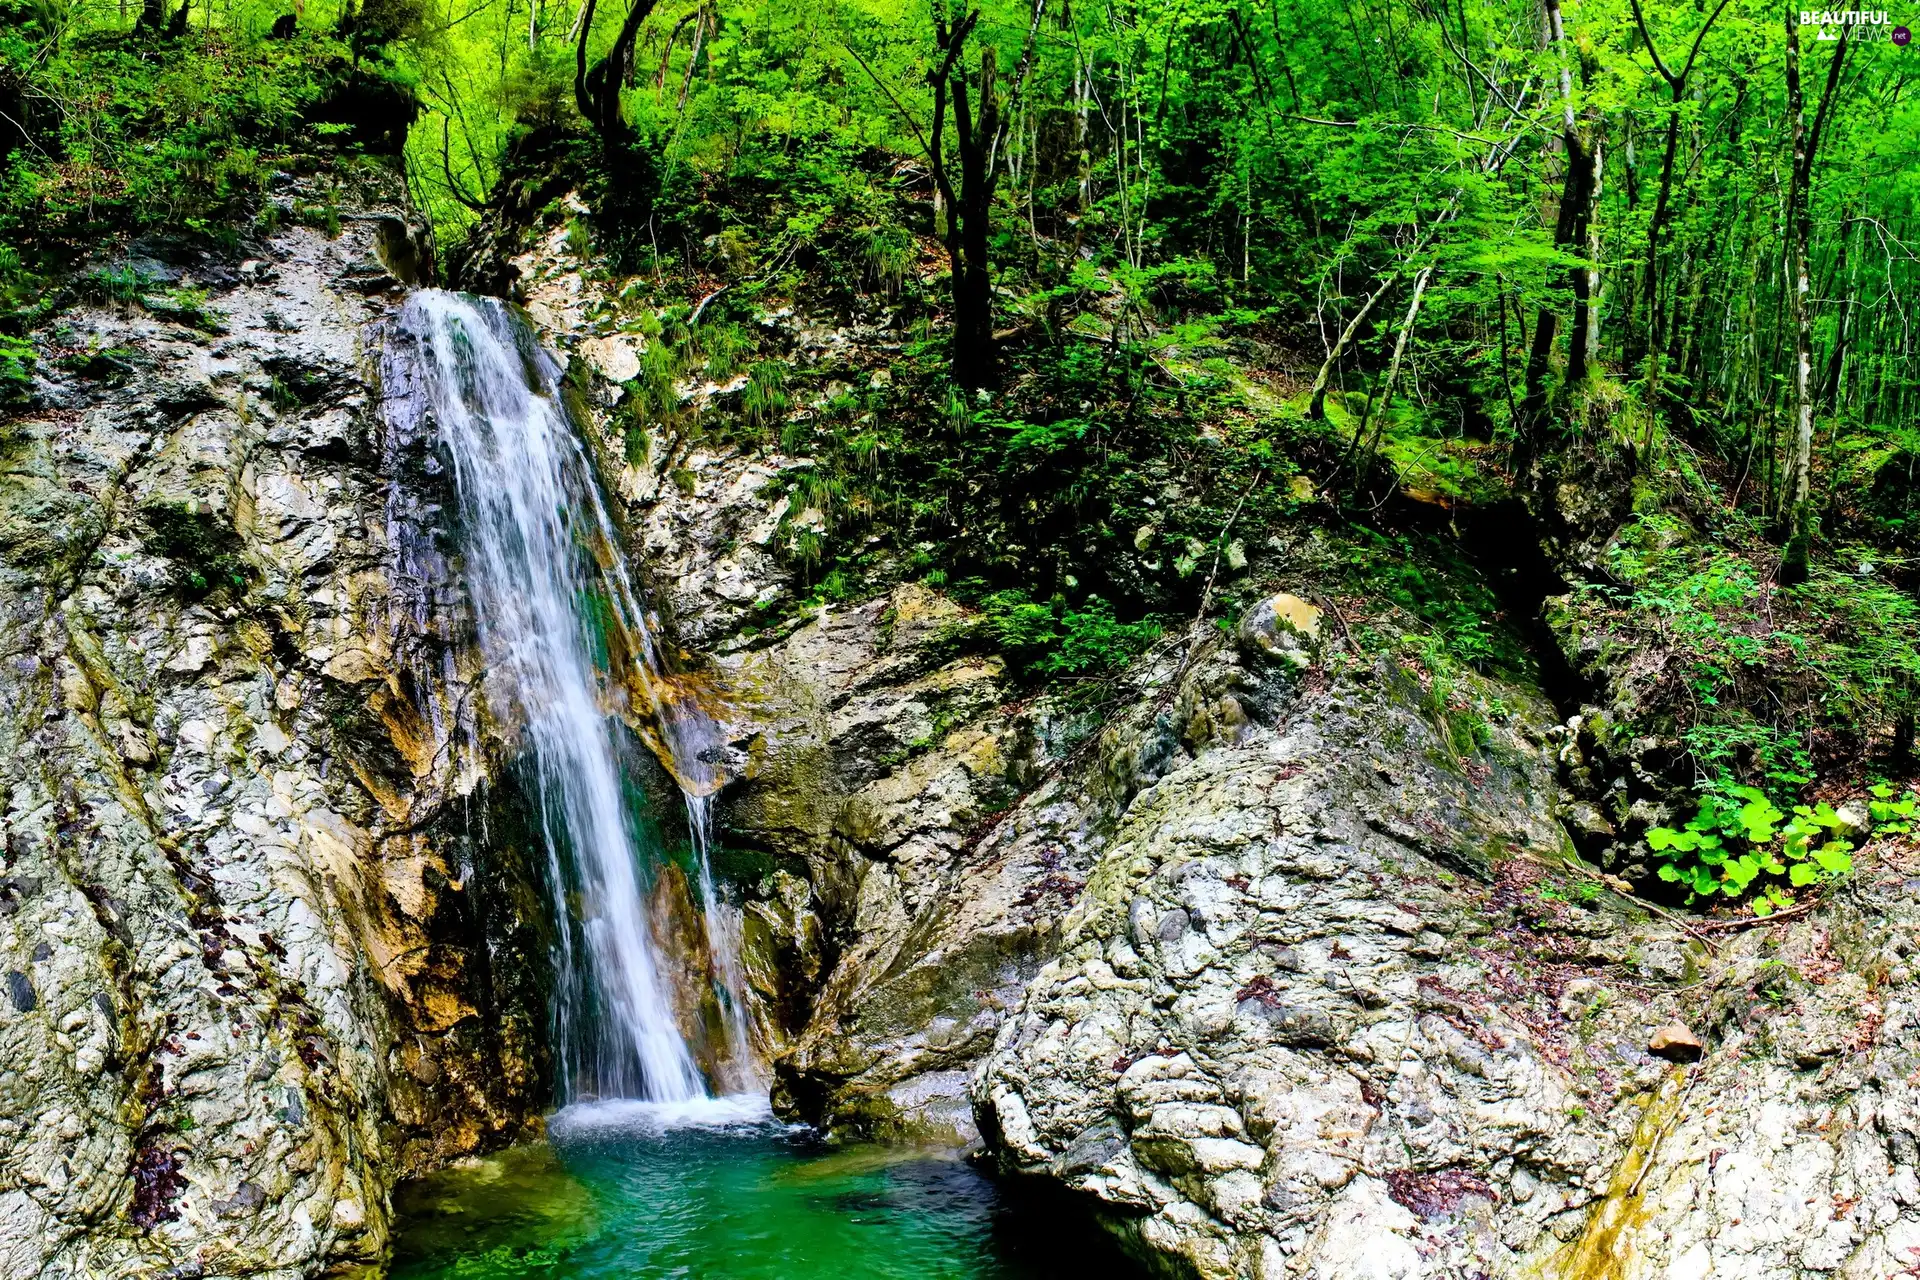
[1307,274,1395,421]
[1780,8,1814,584]
[1623,0,1737,376]
[1570,134,1603,383]
[1638,108,1681,372]
[926,1,1042,389]
[944,41,998,389]
[1074,53,1091,220]
[1519,131,1591,426]
[1517,0,1596,439]
[1351,265,1433,485]
[576,0,659,146]
[1820,220,1855,410]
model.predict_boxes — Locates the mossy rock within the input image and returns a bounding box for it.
[141,495,249,597]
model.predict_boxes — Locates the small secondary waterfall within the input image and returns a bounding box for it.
[386,290,755,1104]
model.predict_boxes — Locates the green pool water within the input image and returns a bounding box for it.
[390,1096,1132,1279]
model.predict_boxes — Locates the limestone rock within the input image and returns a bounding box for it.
[967,646,1920,1278]
[0,185,549,1279]
[582,334,642,384]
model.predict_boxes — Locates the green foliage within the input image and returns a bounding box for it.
[0,332,33,401]
[143,500,248,598]
[977,590,1161,681]
[1590,513,1920,788]
[1869,782,1918,836]
[1,27,369,254]
[1343,527,1523,677]
[1646,787,1854,915]
[80,266,154,304]
[698,322,751,381]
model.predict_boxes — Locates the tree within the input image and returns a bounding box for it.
[1518,0,1601,435]
[923,0,1043,389]
[1624,0,1735,384]
[926,7,997,388]
[575,0,661,148]
[1779,20,1852,584]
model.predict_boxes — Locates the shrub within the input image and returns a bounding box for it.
[979,590,1161,680]
[0,332,33,402]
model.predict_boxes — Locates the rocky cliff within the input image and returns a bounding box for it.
[0,182,553,1278]
[972,613,1920,1279]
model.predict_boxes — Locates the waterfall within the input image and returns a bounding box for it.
[385,290,754,1104]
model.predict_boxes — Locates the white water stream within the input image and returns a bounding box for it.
[389,290,754,1104]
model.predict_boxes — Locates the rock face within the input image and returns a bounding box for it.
[969,630,1920,1278]
[714,585,1087,1142]
[0,191,551,1277]
[19,187,1910,1280]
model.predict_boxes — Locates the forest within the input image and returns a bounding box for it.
[3,0,1918,918]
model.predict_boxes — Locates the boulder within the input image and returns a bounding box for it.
[1648,1022,1706,1063]
[1234,591,1323,668]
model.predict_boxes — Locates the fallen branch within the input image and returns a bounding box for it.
[687,285,729,328]
[1311,591,1358,654]
[1689,900,1820,931]
[1558,860,1721,955]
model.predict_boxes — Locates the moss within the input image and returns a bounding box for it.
[140,498,249,599]
[389,1145,596,1268]
[1540,1067,1692,1280]
[55,345,141,386]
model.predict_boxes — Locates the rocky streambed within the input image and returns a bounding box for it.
[3,192,1918,1280]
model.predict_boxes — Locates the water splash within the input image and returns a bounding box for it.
[548,1092,781,1139]
[384,290,752,1103]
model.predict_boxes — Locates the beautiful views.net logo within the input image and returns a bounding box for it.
[1798,9,1912,41]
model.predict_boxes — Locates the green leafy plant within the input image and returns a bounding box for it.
[978,590,1161,680]
[1646,786,1854,915]
[0,333,34,402]
[1869,782,1918,836]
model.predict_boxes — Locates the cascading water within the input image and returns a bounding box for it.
[385,289,756,1104]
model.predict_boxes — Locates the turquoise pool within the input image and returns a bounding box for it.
[390,1096,1132,1279]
